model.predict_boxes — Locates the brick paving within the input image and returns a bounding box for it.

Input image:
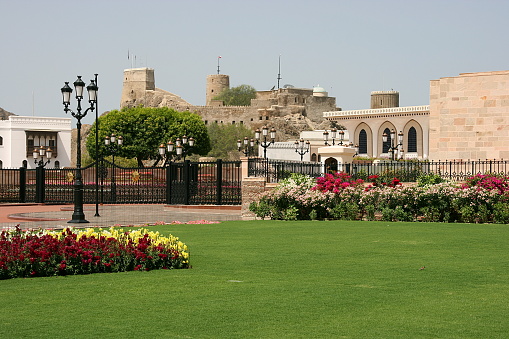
[0,204,242,230]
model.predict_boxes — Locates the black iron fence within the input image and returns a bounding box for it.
[0,159,242,205]
[248,158,323,183]
[349,159,509,182]
[247,158,509,183]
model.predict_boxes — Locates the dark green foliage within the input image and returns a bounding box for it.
[86,107,210,167]
[206,122,255,160]
[417,173,446,186]
[249,201,272,220]
[364,204,376,221]
[213,84,257,106]
[329,201,360,220]
[493,202,509,224]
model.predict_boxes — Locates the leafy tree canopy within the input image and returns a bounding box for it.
[206,123,256,160]
[213,84,256,106]
[86,107,211,166]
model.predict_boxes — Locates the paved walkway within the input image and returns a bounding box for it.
[0,203,243,230]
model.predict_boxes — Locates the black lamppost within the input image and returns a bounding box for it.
[33,146,52,168]
[61,75,98,223]
[92,74,100,217]
[105,134,123,165]
[158,135,195,165]
[33,146,52,203]
[382,129,404,160]
[237,137,255,157]
[323,128,345,146]
[294,138,310,161]
[255,126,276,159]
[348,142,359,157]
[104,134,122,203]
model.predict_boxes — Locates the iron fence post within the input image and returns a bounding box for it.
[166,163,172,205]
[184,160,190,205]
[35,166,45,203]
[216,159,223,205]
[19,167,26,203]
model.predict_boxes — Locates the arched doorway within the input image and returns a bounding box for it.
[324,157,338,173]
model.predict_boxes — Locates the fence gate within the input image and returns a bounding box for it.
[168,160,241,205]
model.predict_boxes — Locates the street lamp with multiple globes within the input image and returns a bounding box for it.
[294,138,310,161]
[237,137,255,157]
[33,146,53,203]
[323,128,345,146]
[348,142,360,156]
[104,134,123,165]
[33,146,53,168]
[382,129,404,160]
[158,135,196,165]
[255,126,276,159]
[61,75,98,223]
[104,134,123,203]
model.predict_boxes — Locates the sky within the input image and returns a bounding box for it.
[1,0,509,125]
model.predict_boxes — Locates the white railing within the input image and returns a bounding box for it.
[323,105,430,117]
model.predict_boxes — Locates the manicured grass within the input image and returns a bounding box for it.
[1,220,508,338]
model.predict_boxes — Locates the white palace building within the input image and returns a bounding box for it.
[0,116,72,169]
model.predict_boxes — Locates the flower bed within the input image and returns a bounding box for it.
[0,226,189,280]
[249,173,509,223]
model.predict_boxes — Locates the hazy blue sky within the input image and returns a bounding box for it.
[2,0,508,124]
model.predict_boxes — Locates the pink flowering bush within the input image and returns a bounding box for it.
[250,172,509,223]
[461,174,509,196]
[313,172,364,193]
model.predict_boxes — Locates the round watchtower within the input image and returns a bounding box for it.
[206,74,230,105]
[370,90,399,109]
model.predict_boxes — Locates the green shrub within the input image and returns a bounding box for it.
[394,206,413,222]
[381,207,395,222]
[364,204,376,221]
[249,201,272,220]
[283,206,299,221]
[329,201,360,220]
[420,206,443,222]
[493,202,509,224]
[460,206,477,223]
[417,173,446,187]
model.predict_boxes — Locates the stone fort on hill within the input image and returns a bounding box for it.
[120,68,339,129]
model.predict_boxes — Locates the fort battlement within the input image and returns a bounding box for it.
[120,68,339,128]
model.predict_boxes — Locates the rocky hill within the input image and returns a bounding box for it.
[0,107,16,120]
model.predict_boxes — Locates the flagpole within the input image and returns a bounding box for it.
[217,56,221,74]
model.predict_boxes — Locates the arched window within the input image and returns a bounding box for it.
[311,153,317,162]
[0,160,2,169]
[359,129,368,154]
[382,128,392,153]
[22,160,27,168]
[54,161,60,169]
[407,127,417,152]
[0,136,3,145]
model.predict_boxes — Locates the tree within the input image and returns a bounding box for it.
[86,107,211,167]
[213,84,256,106]
[206,123,256,160]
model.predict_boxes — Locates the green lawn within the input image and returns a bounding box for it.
[1,220,508,338]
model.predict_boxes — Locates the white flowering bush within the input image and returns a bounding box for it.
[249,172,509,223]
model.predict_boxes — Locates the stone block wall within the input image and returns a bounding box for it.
[240,176,277,219]
[429,71,509,160]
